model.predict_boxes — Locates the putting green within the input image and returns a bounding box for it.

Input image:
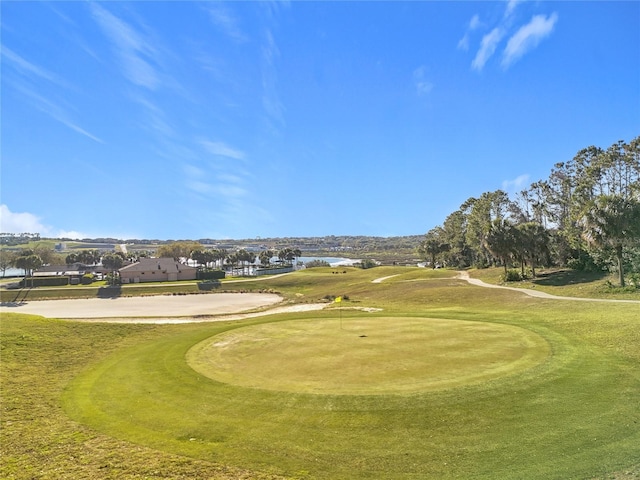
[187,317,550,394]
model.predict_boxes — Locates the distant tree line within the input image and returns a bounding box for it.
[419,136,640,286]
[0,233,41,246]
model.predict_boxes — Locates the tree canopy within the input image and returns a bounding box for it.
[420,136,640,285]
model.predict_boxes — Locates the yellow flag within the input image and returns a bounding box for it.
[334,296,342,303]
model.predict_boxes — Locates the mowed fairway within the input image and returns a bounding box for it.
[2,267,640,479]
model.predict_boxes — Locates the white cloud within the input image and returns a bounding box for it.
[0,205,94,239]
[463,3,557,72]
[472,27,505,71]
[0,205,48,234]
[90,3,159,89]
[502,13,558,68]
[200,140,246,161]
[55,230,90,240]
[502,174,530,193]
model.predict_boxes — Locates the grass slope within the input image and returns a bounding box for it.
[2,267,639,479]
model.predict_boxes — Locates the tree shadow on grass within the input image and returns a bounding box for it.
[1,287,33,306]
[97,286,122,298]
[532,269,607,287]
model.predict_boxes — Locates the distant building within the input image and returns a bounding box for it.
[33,263,108,284]
[119,257,197,284]
[34,263,108,278]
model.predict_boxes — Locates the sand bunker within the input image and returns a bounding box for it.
[0,293,283,319]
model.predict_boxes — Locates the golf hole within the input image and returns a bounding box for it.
[187,317,550,395]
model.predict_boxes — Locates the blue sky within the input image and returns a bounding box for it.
[1,1,638,240]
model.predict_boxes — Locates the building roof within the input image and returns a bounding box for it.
[119,257,196,273]
[34,263,107,276]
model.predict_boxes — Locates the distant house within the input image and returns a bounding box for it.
[119,257,197,284]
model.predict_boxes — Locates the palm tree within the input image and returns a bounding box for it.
[226,252,239,275]
[292,248,302,267]
[484,219,516,275]
[579,195,640,286]
[101,253,123,284]
[259,250,274,267]
[190,249,206,268]
[278,248,296,266]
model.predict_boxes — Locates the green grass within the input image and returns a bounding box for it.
[187,317,550,395]
[2,267,640,479]
[470,267,640,300]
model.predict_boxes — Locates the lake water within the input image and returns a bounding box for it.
[297,257,360,267]
[2,268,24,278]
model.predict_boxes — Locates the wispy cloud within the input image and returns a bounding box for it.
[261,29,285,128]
[183,161,248,201]
[205,3,248,43]
[90,3,159,89]
[186,141,252,207]
[9,80,103,143]
[457,14,482,51]
[505,0,523,19]
[464,3,558,71]
[472,27,505,71]
[502,174,530,193]
[1,46,66,86]
[131,94,175,137]
[502,13,558,68]
[2,46,102,141]
[200,140,246,161]
[212,183,248,198]
[413,66,434,96]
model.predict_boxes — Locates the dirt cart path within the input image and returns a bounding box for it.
[457,271,640,304]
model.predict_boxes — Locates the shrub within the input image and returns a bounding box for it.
[19,276,69,287]
[626,272,640,289]
[81,273,94,285]
[197,269,226,280]
[306,260,330,268]
[105,272,121,285]
[567,251,605,272]
[596,280,639,293]
[500,269,523,283]
[359,259,378,269]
